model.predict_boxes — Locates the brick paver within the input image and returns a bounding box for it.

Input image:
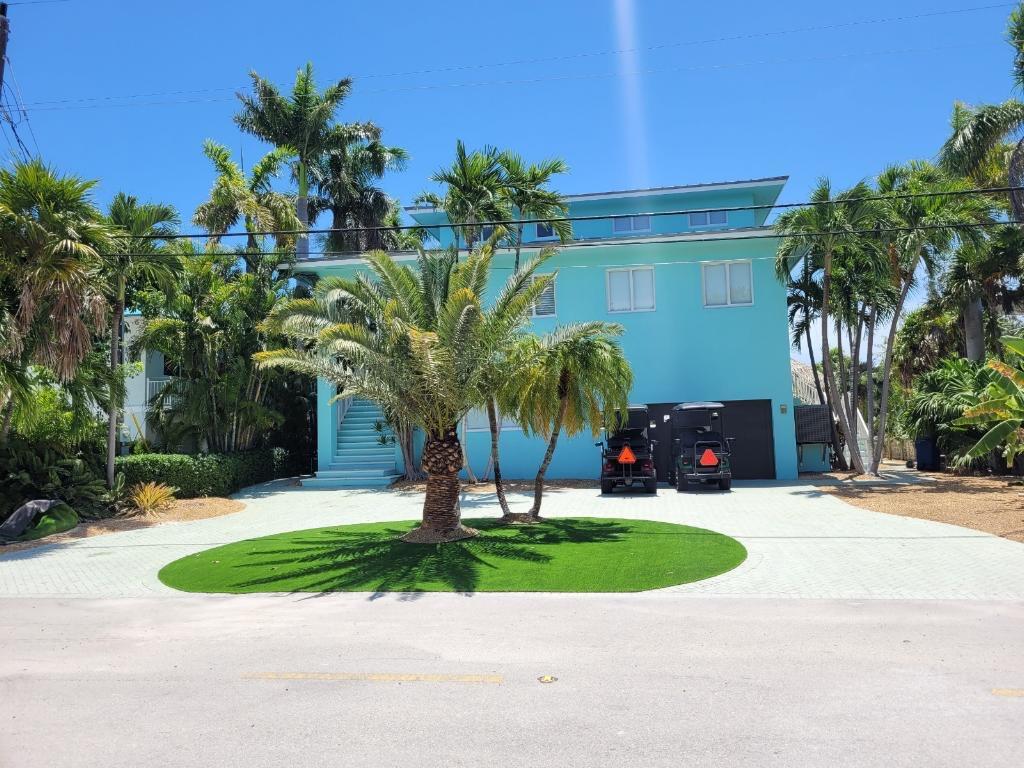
[1,481,1022,599]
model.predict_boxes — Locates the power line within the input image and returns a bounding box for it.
[130,184,1024,242]
[17,1,1011,110]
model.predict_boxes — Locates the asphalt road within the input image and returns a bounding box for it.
[2,594,1022,768]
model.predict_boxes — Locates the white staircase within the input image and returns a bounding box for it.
[302,398,401,489]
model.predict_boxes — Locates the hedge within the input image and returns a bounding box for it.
[114,447,290,498]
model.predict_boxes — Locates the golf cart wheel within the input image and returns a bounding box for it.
[718,477,732,491]
[600,480,615,495]
[644,477,657,494]
[676,476,688,493]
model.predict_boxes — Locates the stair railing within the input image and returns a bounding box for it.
[337,395,353,429]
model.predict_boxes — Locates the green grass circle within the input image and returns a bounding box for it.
[158,517,747,594]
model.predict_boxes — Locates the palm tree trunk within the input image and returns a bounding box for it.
[296,161,309,261]
[106,291,124,489]
[871,281,913,474]
[513,223,524,272]
[529,391,569,519]
[865,305,877,464]
[397,420,423,481]
[804,324,826,406]
[461,418,478,484]
[964,295,985,362]
[0,398,13,441]
[401,426,477,543]
[820,251,864,473]
[486,398,512,518]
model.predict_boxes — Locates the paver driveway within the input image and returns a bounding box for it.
[2,480,1023,599]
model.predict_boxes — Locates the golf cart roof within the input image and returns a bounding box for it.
[626,404,649,412]
[673,401,725,411]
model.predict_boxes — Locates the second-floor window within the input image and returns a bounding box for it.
[479,225,495,242]
[607,267,655,313]
[536,221,555,239]
[703,260,753,307]
[531,275,557,317]
[612,215,651,234]
[689,210,728,227]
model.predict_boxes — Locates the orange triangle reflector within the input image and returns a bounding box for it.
[699,448,719,467]
[617,445,637,464]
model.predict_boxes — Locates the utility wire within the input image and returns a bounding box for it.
[128,184,1024,242]
[17,1,1011,109]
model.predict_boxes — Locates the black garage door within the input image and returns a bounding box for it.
[647,399,776,481]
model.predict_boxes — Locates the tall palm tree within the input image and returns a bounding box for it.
[939,5,1024,218]
[235,63,374,260]
[498,152,572,271]
[258,247,555,543]
[193,140,301,260]
[514,322,632,521]
[784,256,825,405]
[308,136,408,253]
[416,140,508,256]
[101,193,180,487]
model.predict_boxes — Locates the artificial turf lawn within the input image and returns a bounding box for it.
[158,517,746,594]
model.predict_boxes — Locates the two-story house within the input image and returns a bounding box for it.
[294,175,798,488]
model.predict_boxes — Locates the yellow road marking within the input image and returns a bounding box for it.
[991,688,1024,697]
[244,672,503,684]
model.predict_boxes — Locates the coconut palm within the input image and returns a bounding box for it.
[416,140,509,256]
[514,322,632,521]
[498,152,572,271]
[939,6,1024,217]
[192,140,301,260]
[235,63,375,260]
[308,136,408,253]
[257,246,555,543]
[100,193,180,487]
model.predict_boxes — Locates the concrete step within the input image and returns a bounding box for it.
[337,436,393,447]
[317,467,399,479]
[301,474,399,489]
[328,460,398,471]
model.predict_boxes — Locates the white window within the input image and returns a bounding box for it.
[612,215,651,234]
[606,267,656,313]
[531,275,556,317]
[689,210,728,227]
[703,260,753,307]
[536,221,555,239]
[466,407,520,432]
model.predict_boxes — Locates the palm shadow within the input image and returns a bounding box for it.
[227,518,633,599]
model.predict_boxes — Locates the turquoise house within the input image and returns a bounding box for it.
[293,175,798,487]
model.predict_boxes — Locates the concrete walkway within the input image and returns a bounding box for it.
[2,480,1023,599]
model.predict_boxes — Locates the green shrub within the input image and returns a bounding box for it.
[17,501,79,541]
[0,437,109,522]
[114,447,289,499]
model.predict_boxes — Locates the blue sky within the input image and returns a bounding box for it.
[5,0,1021,358]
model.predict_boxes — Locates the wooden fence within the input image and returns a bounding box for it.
[882,438,915,461]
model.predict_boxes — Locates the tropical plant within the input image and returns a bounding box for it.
[192,139,300,260]
[904,358,994,461]
[784,255,825,405]
[101,193,180,488]
[257,246,555,543]
[235,63,374,260]
[498,152,572,271]
[129,481,177,516]
[514,322,632,520]
[956,336,1024,468]
[416,140,509,255]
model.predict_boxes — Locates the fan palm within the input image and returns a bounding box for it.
[513,322,632,520]
[101,193,180,487]
[193,140,301,262]
[416,140,509,256]
[235,63,374,260]
[498,152,572,271]
[257,246,555,543]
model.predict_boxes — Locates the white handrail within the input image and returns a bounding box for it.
[337,395,353,428]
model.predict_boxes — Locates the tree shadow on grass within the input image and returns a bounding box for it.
[225,518,633,599]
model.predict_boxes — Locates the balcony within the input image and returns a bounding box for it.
[146,378,177,409]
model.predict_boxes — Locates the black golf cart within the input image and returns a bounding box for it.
[670,402,733,491]
[597,405,657,494]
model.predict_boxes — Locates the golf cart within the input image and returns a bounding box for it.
[670,402,733,491]
[597,405,658,494]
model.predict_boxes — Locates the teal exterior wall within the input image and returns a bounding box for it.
[299,178,798,481]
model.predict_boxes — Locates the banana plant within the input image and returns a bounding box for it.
[956,336,1024,468]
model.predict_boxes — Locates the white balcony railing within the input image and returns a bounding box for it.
[146,378,175,409]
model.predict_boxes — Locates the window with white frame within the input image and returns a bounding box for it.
[611,215,651,234]
[531,275,556,317]
[606,267,655,313]
[536,221,555,239]
[689,210,728,227]
[703,261,753,307]
[465,407,520,432]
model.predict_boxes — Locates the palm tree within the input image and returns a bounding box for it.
[783,256,825,405]
[193,140,301,260]
[308,136,408,253]
[939,5,1024,218]
[235,63,374,260]
[416,140,508,256]
[101,193,180,487]
[258,246,555,543]
[514,322,632,521]
[498,152,572,271]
